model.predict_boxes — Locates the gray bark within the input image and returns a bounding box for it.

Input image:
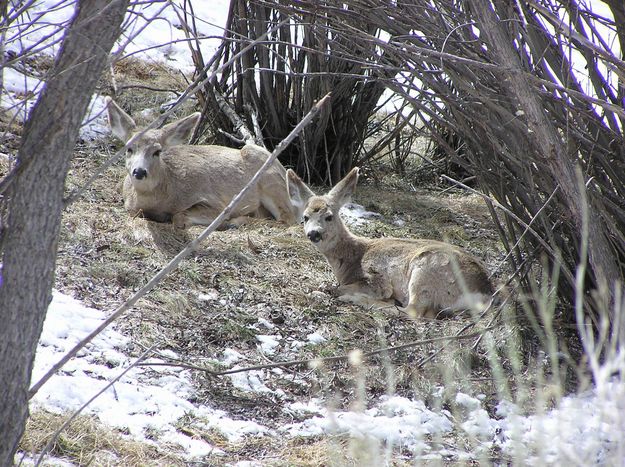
[0,0,128,463]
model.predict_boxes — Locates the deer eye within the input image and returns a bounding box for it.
[325,214,333,222]
[303,215,309,222]
[126,147,133,155]
[153,149,161,157]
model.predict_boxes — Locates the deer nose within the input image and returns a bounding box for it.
[307,230,322,243]
[132,168,147,180]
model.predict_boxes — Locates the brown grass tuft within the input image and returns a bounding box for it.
[20,410,184,466]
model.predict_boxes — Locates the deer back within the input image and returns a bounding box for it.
[107,98,296,224]
[122,144,265,219]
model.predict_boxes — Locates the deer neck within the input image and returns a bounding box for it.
[318,223,369,286]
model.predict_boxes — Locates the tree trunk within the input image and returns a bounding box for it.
[0,1,128,463]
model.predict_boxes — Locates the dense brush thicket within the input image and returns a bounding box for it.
[189,0,625,324]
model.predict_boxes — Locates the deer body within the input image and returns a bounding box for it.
[287,168,493,318]
[106,97,297,229]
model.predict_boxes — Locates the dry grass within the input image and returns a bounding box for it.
[19,410,183,466]
[37,123,513,462]
[7,61,558,465]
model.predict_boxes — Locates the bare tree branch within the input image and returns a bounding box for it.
[28,93,332,399]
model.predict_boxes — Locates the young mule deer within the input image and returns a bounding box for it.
[287,167,493,318]
[106,97,297,229]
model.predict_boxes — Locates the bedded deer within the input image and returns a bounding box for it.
[286,167,493,318]
[105,97,297,229]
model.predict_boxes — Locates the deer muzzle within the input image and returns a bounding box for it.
[132,168,147,180]
[307,230,322,243]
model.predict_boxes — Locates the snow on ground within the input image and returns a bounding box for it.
[117,0,230,75]
[24,271,625,464]
[3,0,230,74]
[256,334,281,355]
[340,202,382,226]
[279,385,625,464]
[281,396,454,456]
[1,0,230,140]
[28,291,268,462]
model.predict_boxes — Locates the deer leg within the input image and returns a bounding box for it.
[172,203,223,229]
[258,182,297,225]
[401,302,437,320]
[223,215,259,228]
[400,268,438,319]
[174,205,264,230]
[336,279,398,314]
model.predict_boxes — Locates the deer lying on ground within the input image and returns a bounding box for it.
[286,167,493,318]
[105,97,297,229]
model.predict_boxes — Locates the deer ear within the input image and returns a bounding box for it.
[160,112,201,147]
[287,169,315,215]
[328,167,359,207]
[105,97,136,142]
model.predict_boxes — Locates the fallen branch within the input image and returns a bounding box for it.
[212,83,256,145]
[140,324,498,376]
[28,92,332,399]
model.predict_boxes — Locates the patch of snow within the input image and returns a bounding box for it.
[79,95,110,142]
[281,383,625,464]
[2,0,231,139]
[461,407,500,443]
[393,217,406,227]
[306,331,326,344]
[29,291,268,462]
[494,380,625,465]
[198,289,219,301]
[455,392,482,411]
[4,1,76,59]
[281,395,453,455]
[193,406,268,443]
[115,1,230,75]
[340,202,382,226]
[285,398,324,416]
[0,68,43,121]
[288,339,305,351]
[220,348,245,365]
[230,461,263,467]
[18,454,77,467]
[256,334,281,355]
[228,369,279,395]
[256,317,275,329]
[1,67,42,96]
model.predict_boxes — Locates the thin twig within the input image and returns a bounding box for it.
[440,175,574,285]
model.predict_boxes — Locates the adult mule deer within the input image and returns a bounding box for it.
[105,97,297,229]
[286,167,493,318]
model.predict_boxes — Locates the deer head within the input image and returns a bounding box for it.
[286,167,360,250]
[105,97,200,191]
